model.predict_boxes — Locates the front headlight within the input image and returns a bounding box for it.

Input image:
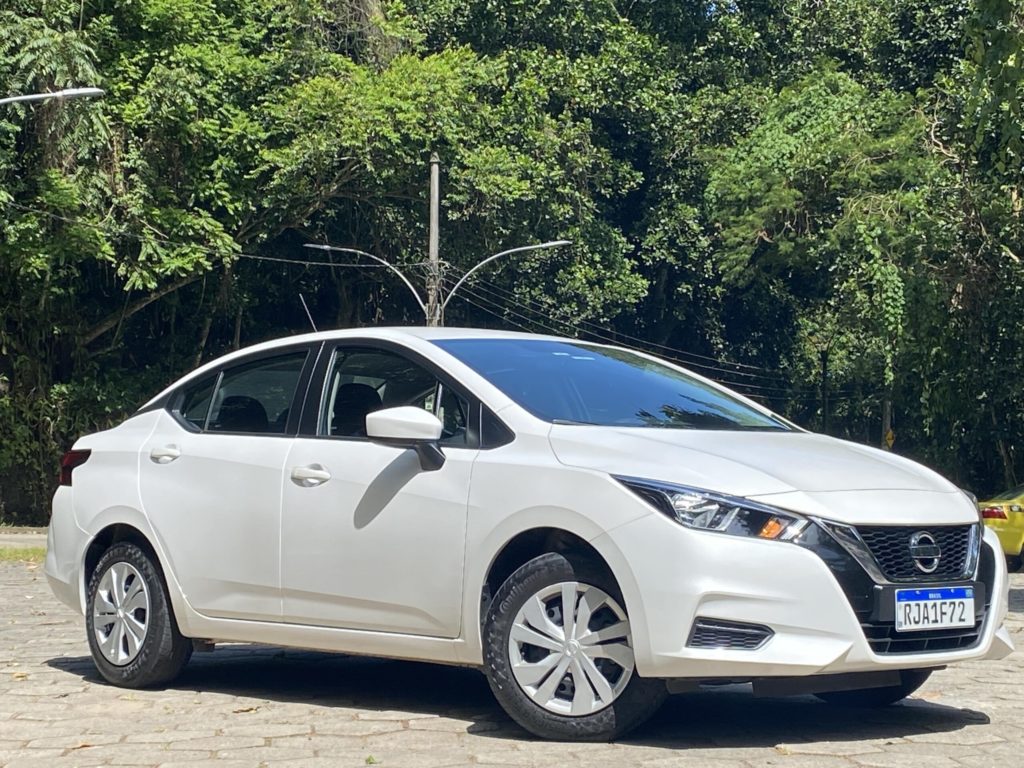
[615,476,809,541]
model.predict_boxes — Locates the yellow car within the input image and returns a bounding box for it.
[979,486,1024,572]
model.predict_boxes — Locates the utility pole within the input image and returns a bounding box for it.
[304,154,571,325]
[426,152,442,326]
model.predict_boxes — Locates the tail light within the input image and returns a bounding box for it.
[980,505,1007,520]
[59,449,91,486]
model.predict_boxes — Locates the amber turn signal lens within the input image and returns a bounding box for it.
[759,517,786,539]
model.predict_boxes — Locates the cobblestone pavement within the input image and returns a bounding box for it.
[1,560,1021,768]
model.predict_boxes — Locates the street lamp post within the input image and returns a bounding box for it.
[303,244,428,316]
[303,240,571,326]
[441,241,571,313]
[0,87,105,107]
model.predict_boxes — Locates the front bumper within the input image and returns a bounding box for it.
[595,514,1013,679]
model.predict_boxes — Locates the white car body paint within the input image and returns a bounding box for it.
[46,327,1013,686]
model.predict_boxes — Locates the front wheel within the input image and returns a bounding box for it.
[815,668,933,707]
[85,542,192,688]
[482,553,666,741]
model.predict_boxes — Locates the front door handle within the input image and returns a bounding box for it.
[291,464,331,487]
[149,445,181,464]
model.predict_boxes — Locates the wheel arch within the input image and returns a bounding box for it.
[466,521,646,667]
[83,523,163,594]
[78,506,192,634]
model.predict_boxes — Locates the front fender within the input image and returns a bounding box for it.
[457,503,651,666]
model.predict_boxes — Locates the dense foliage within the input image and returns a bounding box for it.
[2,0,1023,522]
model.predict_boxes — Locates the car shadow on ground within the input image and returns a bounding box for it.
[48,645,989,748]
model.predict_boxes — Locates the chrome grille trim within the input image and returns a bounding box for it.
[814,520,982,586]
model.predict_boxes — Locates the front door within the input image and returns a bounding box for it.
[280,345,476,637]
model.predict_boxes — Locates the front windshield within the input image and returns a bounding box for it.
[435,338,790,431]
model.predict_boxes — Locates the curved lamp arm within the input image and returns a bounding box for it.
[303,243,427,313]
[441,240,572,311]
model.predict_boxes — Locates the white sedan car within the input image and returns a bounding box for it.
[46,328,1014,740]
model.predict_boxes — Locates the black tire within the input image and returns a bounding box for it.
[1008,552,1023,573]
[815,668,933,707]
[85,542,192,688]
[483,552,667,741]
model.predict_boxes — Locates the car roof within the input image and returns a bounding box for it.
[139,327,571,410]
[243,326,567,352]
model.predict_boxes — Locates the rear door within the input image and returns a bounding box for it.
[139,344,317,620]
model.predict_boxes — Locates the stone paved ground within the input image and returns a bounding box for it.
[1,560,1021,768]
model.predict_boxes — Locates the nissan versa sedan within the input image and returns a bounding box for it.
[46,328,1013,741]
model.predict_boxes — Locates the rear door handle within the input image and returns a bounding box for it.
[290,464,331,487]
[149,445,181,464]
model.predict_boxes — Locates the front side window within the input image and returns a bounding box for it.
[205,351,308,434]
[321,347,469,445]
[434,339,789,432]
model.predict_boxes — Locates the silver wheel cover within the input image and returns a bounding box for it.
[508,581,635,716]
[92,562,151,666]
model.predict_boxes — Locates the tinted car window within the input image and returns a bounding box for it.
[322,347,469,446]
[207,352,308,434]
[434,339,788,431]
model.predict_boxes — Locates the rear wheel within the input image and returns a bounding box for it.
[815,668,933,707]
[482,552,666,741]
[86,542,192,688]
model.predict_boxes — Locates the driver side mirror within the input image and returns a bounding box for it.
[366,406,446,471]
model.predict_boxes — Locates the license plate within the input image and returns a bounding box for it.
[894,587,975,632]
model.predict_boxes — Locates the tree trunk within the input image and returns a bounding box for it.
[881,396,892,451]
[194,267,233,367]
[820,348,830,434]
[991,407,1018,489]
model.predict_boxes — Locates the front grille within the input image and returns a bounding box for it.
[687,618,773,650]
[856,525,973,582]
[798,522,995,657]
[860,540,995,654]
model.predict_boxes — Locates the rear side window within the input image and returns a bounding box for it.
[204,352,308,435]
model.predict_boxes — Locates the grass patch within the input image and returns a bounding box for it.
[0,547,46,564]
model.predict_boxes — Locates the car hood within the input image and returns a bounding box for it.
[549,426,977,525]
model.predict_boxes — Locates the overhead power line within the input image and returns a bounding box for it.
[5,199,855,400]
[466,273,786,375]
[463,277,787,384]
[450,282,804,396]
[449,279,796,390]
